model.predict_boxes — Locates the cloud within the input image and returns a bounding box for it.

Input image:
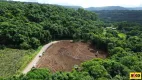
[13,0,142,8]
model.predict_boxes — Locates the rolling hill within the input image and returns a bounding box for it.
[0,1,142,80]
[85,6,128,11]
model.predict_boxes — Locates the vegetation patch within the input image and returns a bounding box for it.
[118,33,126,39]
[0,1,141,80]
[0,47,42,77]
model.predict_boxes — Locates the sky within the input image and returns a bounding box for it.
[13,0,142,8]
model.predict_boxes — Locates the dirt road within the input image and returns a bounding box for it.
[22,41,59,74]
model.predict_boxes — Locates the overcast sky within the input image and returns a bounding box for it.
[13,0,142,8]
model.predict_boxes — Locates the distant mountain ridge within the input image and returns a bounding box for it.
[63,5,142,24]
[85,6,142,11]
[86,6,128,11]
[128,7,142,10]
[60,5,82,10]
[63,6,142,10]
[63,5,82,9]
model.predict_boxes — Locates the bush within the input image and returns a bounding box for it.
[0,45,6,50]
[20,42,31,49]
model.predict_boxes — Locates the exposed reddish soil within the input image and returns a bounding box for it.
[36,40,108,72]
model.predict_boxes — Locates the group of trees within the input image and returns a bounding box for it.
[0,1,142,80]
[95,10,142,24]
[0,1,98,49]
[2,58,139,80]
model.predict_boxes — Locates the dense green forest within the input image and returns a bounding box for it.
[95,10,142,24]
[0,1,142,80]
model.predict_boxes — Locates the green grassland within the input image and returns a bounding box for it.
[0,46,42,77]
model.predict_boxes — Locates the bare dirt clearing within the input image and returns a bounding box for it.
[37,40,108,72]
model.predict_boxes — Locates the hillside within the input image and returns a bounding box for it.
[95,10,142,24]
[37,40,108,72]
[63,6,142,11]
[128,7,142,10]
[0,1,142,80]
[86,6,128,11]
[62,5,82,10]
[62,6,142,24]
[0,1,98,49]
[0,48,37,77]
[85,6,142,11]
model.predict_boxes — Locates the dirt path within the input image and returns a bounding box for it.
[22,41,59,74]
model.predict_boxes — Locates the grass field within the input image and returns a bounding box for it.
[0,46,42,77]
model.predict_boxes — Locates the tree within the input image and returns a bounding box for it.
[25,68,51,80]
[20,42,31,49]
[30,37,40,49]
[109,47,125,55]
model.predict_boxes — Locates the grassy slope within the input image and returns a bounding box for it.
[0,46,42,77]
